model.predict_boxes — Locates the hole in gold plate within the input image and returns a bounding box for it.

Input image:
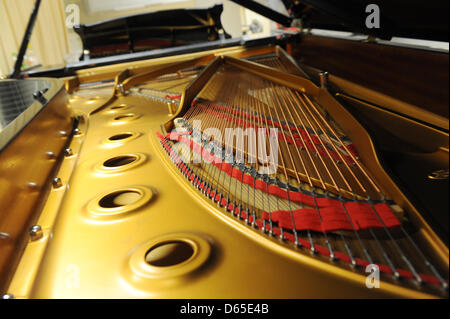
[145,241,194,267]
[108,132,134,141]
[99,190,142,208]
[111,104,127,110]
[114,114,134,121]
[103,155,137,168]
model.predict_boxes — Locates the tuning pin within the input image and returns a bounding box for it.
[277,174,287,185]
[289,178,299,188]
[174,118,187,128]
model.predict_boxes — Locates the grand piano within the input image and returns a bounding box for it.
[0,0,448,298]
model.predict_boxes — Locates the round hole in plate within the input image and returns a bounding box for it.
[126,233,211,281]
[113,113,138,121]
[96,153,146,173]
[98,190,142,208]
[114,114,132,120]
[104,132,139,145]
[111,104,127,110]
[109,133,133,141]
[145,241,194,267]
[103,155,137,168]
[87,186,153,219]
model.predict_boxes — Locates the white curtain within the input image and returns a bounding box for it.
[0,0,69,76]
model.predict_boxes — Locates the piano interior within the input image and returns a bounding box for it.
[0,2,448,300]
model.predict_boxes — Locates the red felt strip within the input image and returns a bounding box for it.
[262,208,353,232]
[231,167,243,180]
[260,203,399,232]
[352,202,399,229]
[255,179,266,191]
[319,206,354,231]
[373,202,402,228]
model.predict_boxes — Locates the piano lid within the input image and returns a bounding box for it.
[74,4,231,60]
[283,0,448,41]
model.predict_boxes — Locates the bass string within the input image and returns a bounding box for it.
[295,90,423,278]
[302,93,381,194]
[224,71,243,212]
[248,73,272,231]
[277,83,403,275]
[271,81,357,261]
[201,77,233,198]
[261,78,335,254]
[292,87,431,280]
[279,84,387,266]
[184,72,224,195]
[211,67,240,208]
[279,85,374,264]
[233,73,254,220]
[254,75,306,247]
[198,69,237,203]
[277,84,348,193]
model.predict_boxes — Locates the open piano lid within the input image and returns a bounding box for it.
[284,0,448,41]
[74,4,231,60]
